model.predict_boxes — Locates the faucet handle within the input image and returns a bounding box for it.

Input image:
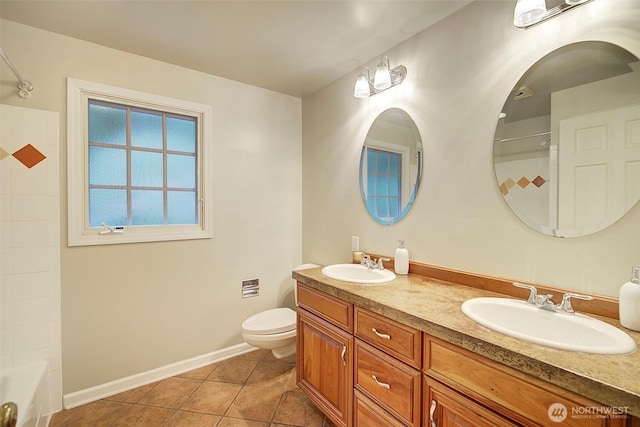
[360,254,371,266]
[513,282,539,305]
[376,257,390,270]
[557,292,593,314]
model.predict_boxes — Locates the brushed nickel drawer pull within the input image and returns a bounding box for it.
[341,345,347,366]
[372,328,391,340]
[371,374,391,389]
[429,400,437,427]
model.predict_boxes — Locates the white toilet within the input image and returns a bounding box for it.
[241,264,318,359]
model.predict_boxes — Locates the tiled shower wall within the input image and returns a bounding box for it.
[495,156,551,233]
[0,104,63,412]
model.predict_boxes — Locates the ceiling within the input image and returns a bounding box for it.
[0,0,472,98]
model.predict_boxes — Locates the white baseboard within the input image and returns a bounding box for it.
[62,342,256,409]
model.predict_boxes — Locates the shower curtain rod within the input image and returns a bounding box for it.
[495,131,550,143]
[0,47,34,99]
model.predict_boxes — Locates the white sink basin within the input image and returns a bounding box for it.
[461,297,637,355]
[321,264,396,284]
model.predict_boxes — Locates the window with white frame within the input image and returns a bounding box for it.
[67,78,213,246]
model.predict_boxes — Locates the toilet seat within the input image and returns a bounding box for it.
[241,307,296,335]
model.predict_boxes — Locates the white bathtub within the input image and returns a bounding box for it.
[0,361,50,427]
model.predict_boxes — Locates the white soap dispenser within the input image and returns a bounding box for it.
[619,266,640,332]
[394,240,409,275]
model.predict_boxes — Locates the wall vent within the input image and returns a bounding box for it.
[242,278,259,298]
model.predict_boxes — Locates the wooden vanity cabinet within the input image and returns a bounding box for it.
[296,282,634,427]
[297,284,354,427]
[423,335,630,427]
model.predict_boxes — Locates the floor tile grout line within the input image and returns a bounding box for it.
[219,352,263,420]
[269,373,292,425]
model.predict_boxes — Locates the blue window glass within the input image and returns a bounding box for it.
[89,189,127,227]
[389,197,399,218]
[377,175,389,196]
[89,146,126,186]
[131,190,164,225]
[131,151,164,187]
[367,174,376,197]
[167,117,196,153]
[131,111,163,149]
[367,149,376,168]
[168,191,197,224]
[389,176,399,196]
[167,154,196,188]
[377,198,389,218]
[378,152,390,174]
[88,103,126,145]
[389,155,399,174]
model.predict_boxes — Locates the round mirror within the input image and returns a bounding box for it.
[493,41,640,237]
[360,108,423,225]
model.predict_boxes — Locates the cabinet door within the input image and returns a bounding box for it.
[425,376,517,427]
[297,308,353,427]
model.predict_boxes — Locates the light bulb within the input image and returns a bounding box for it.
[373,59,392,91]
[513,0,546,27]
[353,73,370,98]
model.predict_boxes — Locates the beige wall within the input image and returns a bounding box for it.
[1,20,302,393]
[2,0,639,398]
[302,1,640,297]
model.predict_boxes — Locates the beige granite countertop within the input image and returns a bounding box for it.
[292,267,640,417]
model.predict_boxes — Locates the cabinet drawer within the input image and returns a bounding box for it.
[424,376,518,427]
[355,339,421,426]
[424,335,624,427]
[354,390,405,427]
[297,283,353,332]
[355,306,421,368]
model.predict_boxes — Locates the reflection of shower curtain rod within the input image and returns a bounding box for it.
[495,131,550,143]
[0,47,34,99]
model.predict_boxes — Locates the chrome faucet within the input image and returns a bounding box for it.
[360,254,390,270]
[512,282,593,314]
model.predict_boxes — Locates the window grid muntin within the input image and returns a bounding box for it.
[88,99,198,228]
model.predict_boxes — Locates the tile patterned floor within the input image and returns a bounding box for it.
[51,349,336,426]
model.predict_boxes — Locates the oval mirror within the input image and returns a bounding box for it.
[493,41,640,237]
[360,108,423,225]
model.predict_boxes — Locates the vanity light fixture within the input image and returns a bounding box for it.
[353,56,407,99]
[513,0,595,28]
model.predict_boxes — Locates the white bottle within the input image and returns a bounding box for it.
[619,266,640,332]
[394,240,409,275]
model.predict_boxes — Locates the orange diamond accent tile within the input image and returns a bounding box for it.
[0,147,9,160]
[505,178,516,189]
[12,144,46,168]
[532,175,546,187]
[517,177,530,188]
[499,182,509,196]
